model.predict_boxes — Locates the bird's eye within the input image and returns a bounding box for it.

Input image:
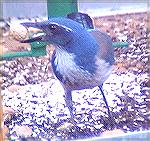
[49,24,57,30]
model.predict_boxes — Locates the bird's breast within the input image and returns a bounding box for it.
[51,48,112,90]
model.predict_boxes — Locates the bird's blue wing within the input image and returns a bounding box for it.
[89,30,115,65]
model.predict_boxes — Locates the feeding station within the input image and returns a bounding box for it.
[0,0,128,60]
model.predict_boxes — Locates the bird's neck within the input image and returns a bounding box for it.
[54,47,76,69]
[54,46,97,75]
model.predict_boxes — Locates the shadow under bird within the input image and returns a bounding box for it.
[20,17,115,128]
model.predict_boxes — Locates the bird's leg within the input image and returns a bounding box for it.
[64,90,75,120]
[64,90,85,132]
[98,84,116,129]
[64,90,82,129]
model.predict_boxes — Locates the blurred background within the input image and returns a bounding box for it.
[1,0,148,18]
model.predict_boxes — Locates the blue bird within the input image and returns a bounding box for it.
[20,17,115,128]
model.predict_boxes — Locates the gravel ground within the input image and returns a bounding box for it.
[1,12,150,140]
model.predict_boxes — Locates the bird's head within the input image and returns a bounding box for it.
[20,18,84,47]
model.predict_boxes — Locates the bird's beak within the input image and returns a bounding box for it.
[20,22,46,43]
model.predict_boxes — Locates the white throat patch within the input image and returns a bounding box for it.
[54,48,77,75]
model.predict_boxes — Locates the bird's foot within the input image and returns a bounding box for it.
[106,111,117,130]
